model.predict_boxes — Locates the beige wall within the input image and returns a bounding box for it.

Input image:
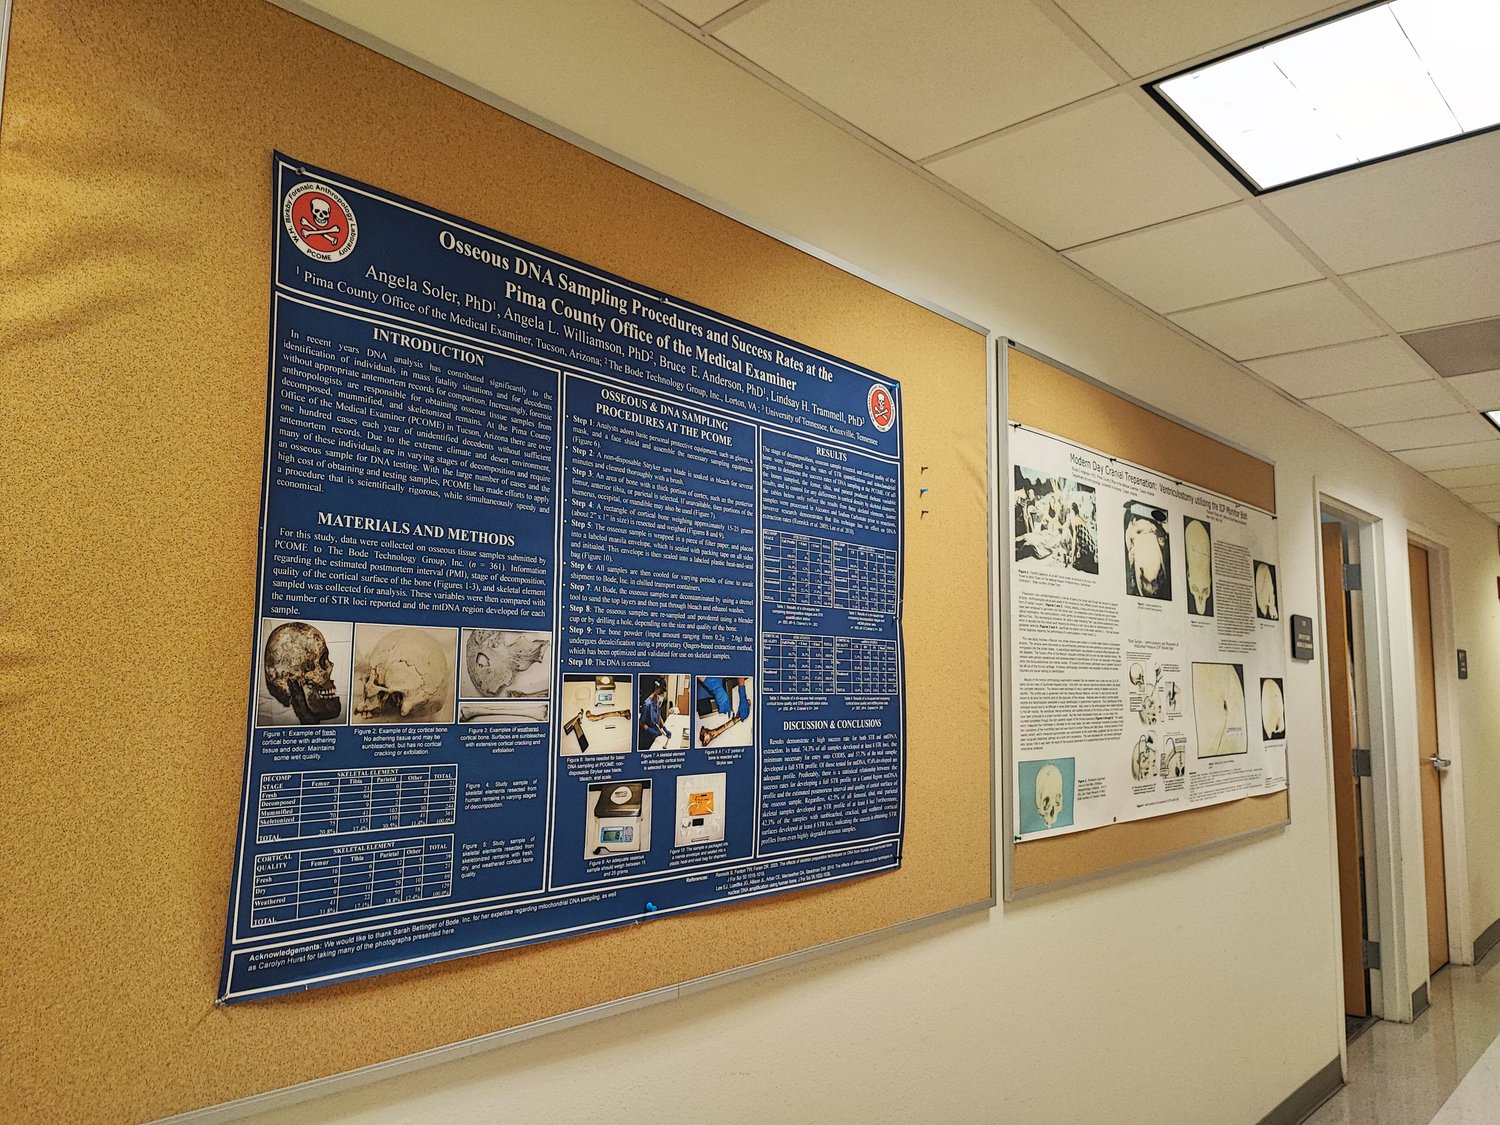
[210,1,1496,1119]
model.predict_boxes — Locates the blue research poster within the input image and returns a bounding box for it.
[218,156,906,1001]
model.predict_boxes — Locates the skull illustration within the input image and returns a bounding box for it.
[264,622,341,724]
[1255,563,1278,619]
[1132,734,1156,781]
[309,196,332,228]
[355,629,451,720]
[1185,518,1212,614]
[1035,763,1064,828]
[1261,678,1286,738]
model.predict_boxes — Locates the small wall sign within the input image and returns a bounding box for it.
[1290,614,1315,661]
[1458,649,1468,680]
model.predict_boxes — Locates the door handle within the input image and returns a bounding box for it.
[1430,755,1452,771]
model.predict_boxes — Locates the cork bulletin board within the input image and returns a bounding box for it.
[0,2,992,1122]
[1002,344,1289,896]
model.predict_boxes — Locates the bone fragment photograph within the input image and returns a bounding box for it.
[459,628,552,700]
[1019,757,1074,833]
[350,623,458,725]
[1260,678,1286,741]
[696,676,754,748]
[1254,560,1280,620]
[1191,662,1248,757]
[559,673,633,756]
[1184,516,1214,616]
[258,618,352,726]
[1123,501,1172,601]
[1012,464,1098,574]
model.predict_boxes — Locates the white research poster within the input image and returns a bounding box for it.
[1008,424,1288,840]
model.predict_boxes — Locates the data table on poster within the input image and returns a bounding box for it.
[762,633,899,695]
[256,765,459,843]
[764,531,898,615]
[249,835,455,927]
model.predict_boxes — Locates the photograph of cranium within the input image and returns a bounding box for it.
[1018,757,1075,834]
[1254,561,1280,620]
[458,628,552,700]
[1191,662,1248,757]
[350,623,458,725]
[1123,501,1172,601]
[1013,465,1098,574]
[1261,678,1286,741]
[1184,516,1214,616]
[257,618,351,726]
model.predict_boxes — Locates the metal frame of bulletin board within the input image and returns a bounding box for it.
[0,3,995,1122]
[996,341,1291,899]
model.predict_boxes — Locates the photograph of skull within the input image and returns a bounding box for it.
[1013,465,1098,573]
[350,623,458,725]
[1254,561,1280,621]
[458,629,552,701]
[1184,516,1214,616]
[258,618,351,726]
[1123,501,1172,601]
[1018,757,1075,834]
[1261,678,1286,741]
[1191,662,1248,757]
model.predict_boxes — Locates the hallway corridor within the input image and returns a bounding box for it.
[1307,944,1500,1124]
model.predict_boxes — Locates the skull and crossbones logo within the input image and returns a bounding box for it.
[298,195,342,244]
[283,179,358,260]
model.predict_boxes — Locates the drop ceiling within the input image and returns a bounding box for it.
[294,0,1500,522]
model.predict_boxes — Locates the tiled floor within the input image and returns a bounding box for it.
[1306,947,1500,1124]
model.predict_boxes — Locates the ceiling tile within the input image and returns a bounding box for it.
[1404,318,1500,377]
[1246,337,1433,398]
[1263,134,1500,273]
[1170,281,1382,361]
[1355,413,1499,451]
[927,92,1240,248]
[659,0,744,24]
[1452,482,1500,504]
[1303,380,1465,429]
[1344,243,1500,332]
[715,0,1115,159]
[1428,463,1500,489]
[1053,0,1334,77]
[1065,204,1321,313]
[1446,369,1500,411]
[1395,439,1500,473]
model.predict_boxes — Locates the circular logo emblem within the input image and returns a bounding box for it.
[868,384,896,432]
[283,181,358,262]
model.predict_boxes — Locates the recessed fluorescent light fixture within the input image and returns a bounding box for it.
[1485,410,1500,435]
[1148,0,1500,193]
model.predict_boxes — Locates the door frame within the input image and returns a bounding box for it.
[1316,494,1410,1022]
[1405,523,1474,968]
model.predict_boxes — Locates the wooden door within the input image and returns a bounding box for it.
[1323,523,1367,1016]
[1408,543,1449,973]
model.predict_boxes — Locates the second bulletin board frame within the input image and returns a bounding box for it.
[994,340,1291,899]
